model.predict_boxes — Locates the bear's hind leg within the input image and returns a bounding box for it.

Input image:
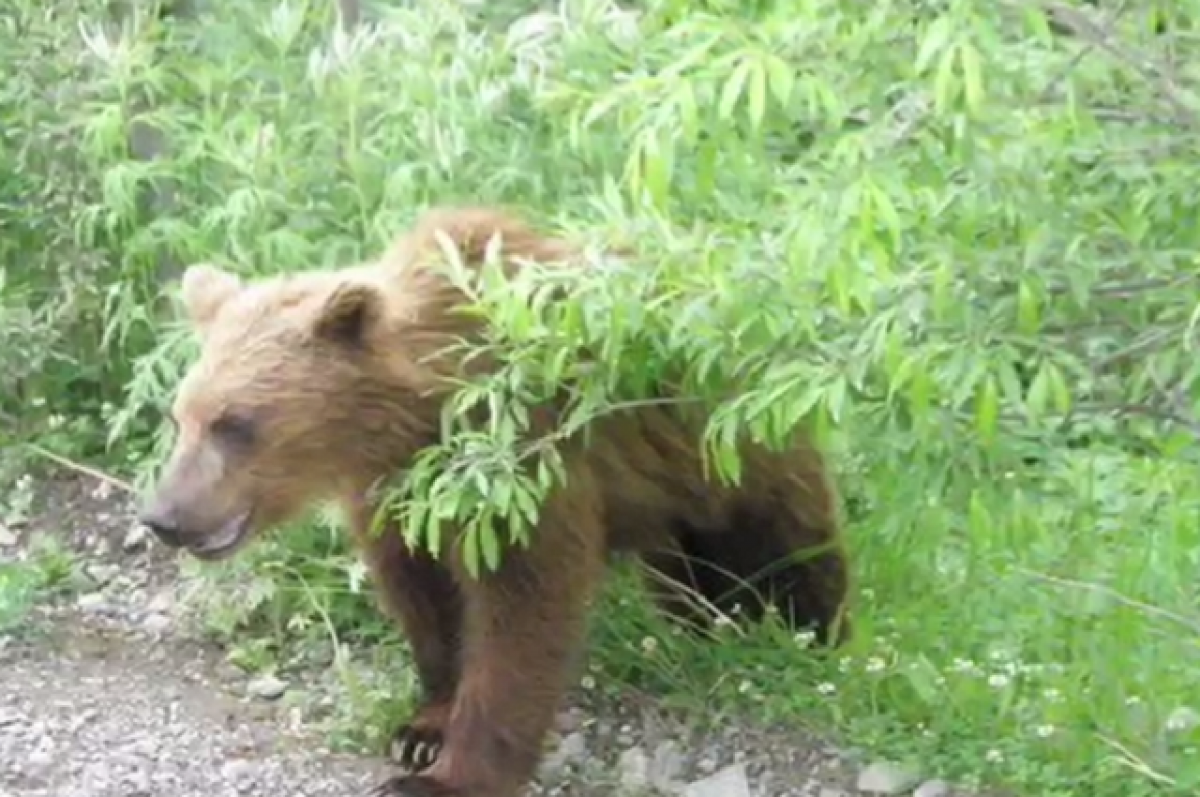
[652,480,852,646]
[640,534,725,634]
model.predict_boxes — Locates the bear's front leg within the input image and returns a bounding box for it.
[367,511,605,797]
[353,516,464,774]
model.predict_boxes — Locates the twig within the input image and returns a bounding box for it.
[22,443,136,495]
[1017,567,1200,635]
[1035,0,1199,128]
[1035,0,1130,104]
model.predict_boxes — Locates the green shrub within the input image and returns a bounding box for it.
[3,0,1198,794]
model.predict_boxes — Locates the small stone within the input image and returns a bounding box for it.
[684,763,751,797]
[77,592,107,613]
[818,788,847,797]
[222,759,258,791]
[649,739,687,789]
[539,731,587,775]
[914,779,951,797]
[26,749,55,771]
[123,523,149,551]
[142,613,171,634]
[146,589,175,615]
[856,761,920,795]
[246,675,288,700]
[85,563,119,586]
[0,526,17,546]
[618,746,650,789]
[0,707,23,727]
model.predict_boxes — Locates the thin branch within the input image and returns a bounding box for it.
[1017,567,1200,635]
[22,443,136,495]
[1034,0,1199,128]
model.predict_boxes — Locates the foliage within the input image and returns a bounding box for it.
[3,0,1200,794]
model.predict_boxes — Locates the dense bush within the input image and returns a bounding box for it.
[3,1,1199,795]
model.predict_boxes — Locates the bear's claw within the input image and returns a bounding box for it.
[388,724,443,773]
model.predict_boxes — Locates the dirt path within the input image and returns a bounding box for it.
[0,473,967,797]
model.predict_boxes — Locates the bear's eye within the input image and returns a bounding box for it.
[210,410,257,448]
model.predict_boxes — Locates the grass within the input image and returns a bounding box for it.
[4,1,1200,796]
[0,474,81,636]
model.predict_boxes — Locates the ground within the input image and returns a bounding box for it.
[0,472,984,797]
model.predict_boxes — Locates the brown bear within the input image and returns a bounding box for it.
[137,205,853,797]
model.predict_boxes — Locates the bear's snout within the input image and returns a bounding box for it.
[137,501,185,549]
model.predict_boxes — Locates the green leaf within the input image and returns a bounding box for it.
[719,58,752,120]
[959,43,984,114]
[746,58,767,129]
[975,374,999,445]
[1016,280,1040,335]
[915,16,953,75]
[934,45,960,114]
[764,54,795,109]
[480,521,501,572]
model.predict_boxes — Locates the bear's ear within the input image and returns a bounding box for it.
[313,281,381,346]
[180,263,242,331]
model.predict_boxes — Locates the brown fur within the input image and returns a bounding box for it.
[138,205,853,797]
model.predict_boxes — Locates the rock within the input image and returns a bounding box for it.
[77,592,108,613]
[649,739,687,789]
[618,746,651,790]
[818,788,847,797]
[684,763,751,797]
[539,731,587,775]
[246,675,288,701]
[856,761,920,794]
[222,759,258,788]
[0,526,17,546]
[142,613,172,634]
[914,779,951,797]
[85,563,119,586]
[123,523,149,551]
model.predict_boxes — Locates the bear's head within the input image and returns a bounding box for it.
[137,261,438,561]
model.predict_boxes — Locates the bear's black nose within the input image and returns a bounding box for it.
[137,506,184,548]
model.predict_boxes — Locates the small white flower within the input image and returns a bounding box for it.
[988,673,1010,689]
[865,657,886,673]
[640,636,658,654]
[580,676,595,690]
[985,749,1004,763]
[817,682,837,696]
[1035,724,1055,738]
[793,630,817,649]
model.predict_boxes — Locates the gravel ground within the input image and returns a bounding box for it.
[0,472,990,797]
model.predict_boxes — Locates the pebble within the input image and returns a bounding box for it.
[914,779,951,797]
[123,523,149,551]
[618,746,651,789]
[684,762,751,797]
[650,739,687,789]
[76,592,107,613]
[246,675,289,700]
[142,613,172,634]
[856,761,921,795]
